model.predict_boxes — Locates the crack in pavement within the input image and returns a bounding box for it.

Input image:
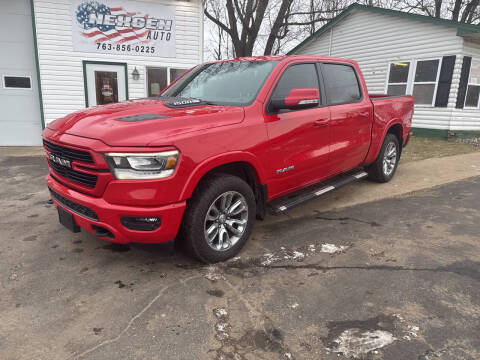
[71,274,202,360]
[251,261,480,281]
[313,212,382,227]
[207,278,294,359]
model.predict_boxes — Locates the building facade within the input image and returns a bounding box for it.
[0,0,203,145]
[290,4,480,137]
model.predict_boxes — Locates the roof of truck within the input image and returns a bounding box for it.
[209,55,357,64]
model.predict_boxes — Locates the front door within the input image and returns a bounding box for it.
[84,62,127,107]
[264,63,331,198]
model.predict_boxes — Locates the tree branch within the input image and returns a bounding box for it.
[204,8,232,35]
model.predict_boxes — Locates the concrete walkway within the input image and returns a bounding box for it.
[0,146,44,157]
[264,151,480,225]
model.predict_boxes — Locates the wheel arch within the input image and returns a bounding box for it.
[181,152,266,198]
[365,120,404,165]
[181,153,268,219]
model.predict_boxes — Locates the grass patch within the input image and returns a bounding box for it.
[402,135,480,163]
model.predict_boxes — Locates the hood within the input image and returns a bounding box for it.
[47,99,245,147]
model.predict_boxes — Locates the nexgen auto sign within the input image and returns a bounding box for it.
[71,0,176,57]
[87,13,173,31]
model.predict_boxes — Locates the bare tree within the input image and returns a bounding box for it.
[204,0,339,57]
[204,0,480,60]
[394,0,480,23]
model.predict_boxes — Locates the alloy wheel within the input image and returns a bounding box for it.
[204,191,249,251]
[383,142,397,176]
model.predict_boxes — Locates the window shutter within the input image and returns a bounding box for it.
[456,56,472,109]
[435,56,456,107]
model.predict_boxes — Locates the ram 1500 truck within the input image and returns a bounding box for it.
[43,55,413,262]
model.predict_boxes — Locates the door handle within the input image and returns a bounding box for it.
[359,112,370,119]
[313,119,328,127]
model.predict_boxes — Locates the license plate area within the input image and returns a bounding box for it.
[58,206,81,233]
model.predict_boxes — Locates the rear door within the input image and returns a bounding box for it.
[264,62,331,198]
[321,62,372,174]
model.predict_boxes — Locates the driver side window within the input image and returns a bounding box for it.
[270,63,320,111]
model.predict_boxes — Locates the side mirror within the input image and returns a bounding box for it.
[270,88,320,112]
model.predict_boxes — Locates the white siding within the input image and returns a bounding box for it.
[33,0,203,124]
[449,40,480,131]
[295,10,476,131]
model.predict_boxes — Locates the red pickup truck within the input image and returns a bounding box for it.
[43,55,413,262]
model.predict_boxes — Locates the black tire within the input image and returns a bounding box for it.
[367,133,400,183]
[179,174,256,263]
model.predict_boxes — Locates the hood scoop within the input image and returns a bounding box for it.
[115,114,171,122]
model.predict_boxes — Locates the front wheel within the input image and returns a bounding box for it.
[367,133,400,183]
[180,174,256,263]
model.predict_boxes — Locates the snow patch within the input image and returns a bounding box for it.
[320,243,348,254]
[204,266,225,281]
[213,307,228,319]
[292,251,305,260]
[261,253,280,266]
[332,329,396,358]
[216,322,229,332]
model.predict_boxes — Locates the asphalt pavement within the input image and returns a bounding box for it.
[1,154,479,360]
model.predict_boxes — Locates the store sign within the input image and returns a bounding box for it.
[71,0,175,57]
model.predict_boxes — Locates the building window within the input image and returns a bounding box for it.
[3,76,31,89]
[147,67,190,97]
[465,58,480,108]
[412,59,440,105]
[387,61,410,96]
[169,68,188,83]
[147,67,167,97]
[386,58,441,105]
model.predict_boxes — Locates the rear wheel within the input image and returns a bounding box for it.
[367,133,400,183]
[180,174,256,263]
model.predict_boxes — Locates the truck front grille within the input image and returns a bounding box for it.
[48,159,98,188]
[43,140,94,164]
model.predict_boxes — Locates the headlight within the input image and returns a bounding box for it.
[104,150,179,180]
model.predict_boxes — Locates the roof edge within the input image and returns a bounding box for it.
[288,3,480,55]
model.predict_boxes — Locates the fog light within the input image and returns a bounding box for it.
[121,217,161,231]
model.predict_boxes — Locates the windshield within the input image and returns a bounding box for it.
[162,60,279,106]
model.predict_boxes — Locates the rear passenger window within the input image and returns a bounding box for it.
[322,63,361,105]
[271,63,319,101]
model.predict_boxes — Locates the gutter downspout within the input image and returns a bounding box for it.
[328,27,333,56]
[30,0,45,130]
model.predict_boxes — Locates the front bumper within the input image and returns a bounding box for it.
[46,174,186,244]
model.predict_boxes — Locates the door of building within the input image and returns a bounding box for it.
[84,62,127,107]
[0,0,43,145]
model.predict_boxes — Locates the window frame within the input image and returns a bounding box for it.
[319,62,363,106]
[169,67,189,84]
[464,57,480,109]
[2,75,32,90]
[385,60,412,97]
[145,66,190,97]
[384,57,442,107]
[265,61,325,115]
[145,66,168,98]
